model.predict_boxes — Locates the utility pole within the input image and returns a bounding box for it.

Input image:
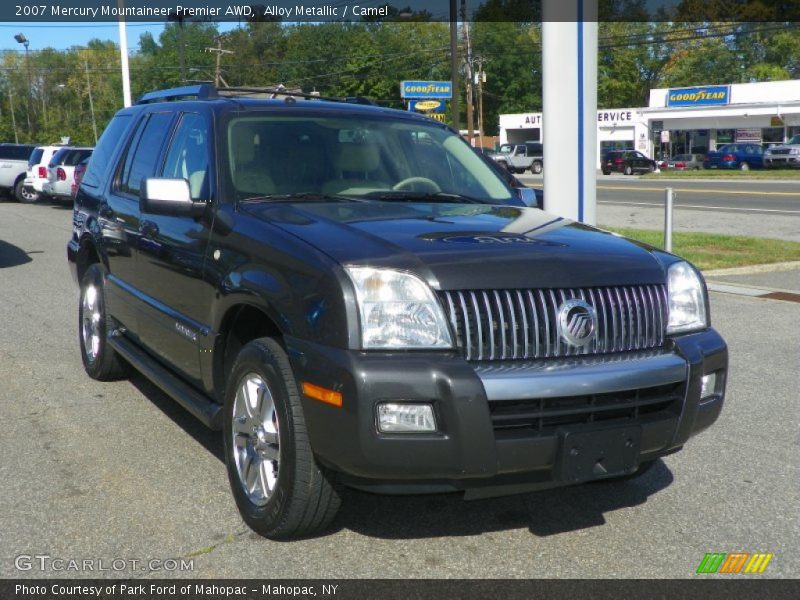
[205,36,233,88]
[461,0,474,145]
[449,0,459,132]
[84,59,98,143]
[14,33,33,137]
[475,56,486,149]
[9,88,19,143]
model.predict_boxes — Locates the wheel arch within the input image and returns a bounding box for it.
[212,302,285,401]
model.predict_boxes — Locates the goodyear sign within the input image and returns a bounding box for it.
[409,100,445,113]
[667,85,730,107]
[401,80,453,99]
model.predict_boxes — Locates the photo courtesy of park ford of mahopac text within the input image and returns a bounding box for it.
[0,0,798,599]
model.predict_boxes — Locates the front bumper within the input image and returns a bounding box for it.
[288,328,727,495]
[764,156,800,168]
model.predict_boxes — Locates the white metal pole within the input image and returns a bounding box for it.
[664,188,674,252]
[117,0,132,108]
[542,0,597,225]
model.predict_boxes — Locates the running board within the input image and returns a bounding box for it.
[109,336,223,430]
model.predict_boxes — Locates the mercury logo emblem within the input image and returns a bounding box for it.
[557,299,597,347]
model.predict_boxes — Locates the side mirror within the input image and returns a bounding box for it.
[140,178,206,217]
[515,186,542,209]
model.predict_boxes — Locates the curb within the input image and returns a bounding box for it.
[702,261,800,277]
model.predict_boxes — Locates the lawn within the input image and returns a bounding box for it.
[603,227,800,271]
[641,168,800,180]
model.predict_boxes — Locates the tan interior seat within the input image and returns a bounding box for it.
[322,142,389,195]
[232,129,275,195]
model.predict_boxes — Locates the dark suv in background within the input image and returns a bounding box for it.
[602,150,657,175]
[68,85,727,539]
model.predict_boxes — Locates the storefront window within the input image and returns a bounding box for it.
[717,129,734,144]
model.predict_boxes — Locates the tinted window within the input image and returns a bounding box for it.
[83,114,132,189]
[0,145,34,160]
[49,148,69,167]
[63,149,92,166]
[118,112,173,196]
[28,148,43,167]
[162,113,209,200]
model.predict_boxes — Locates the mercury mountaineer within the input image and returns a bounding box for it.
[68,84,727,539]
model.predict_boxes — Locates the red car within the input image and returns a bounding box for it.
[71,157,90,197]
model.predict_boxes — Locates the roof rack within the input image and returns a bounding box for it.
[135,84,376,106]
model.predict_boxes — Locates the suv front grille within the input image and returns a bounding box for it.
[489,382,684,434]
[770,148,792,155]
[439,285,668,361]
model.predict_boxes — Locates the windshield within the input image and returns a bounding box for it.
[225,113,514,205]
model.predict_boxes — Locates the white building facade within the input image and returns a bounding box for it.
[499,79,800,167]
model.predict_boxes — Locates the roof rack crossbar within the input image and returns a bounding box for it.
[136,84,218,105]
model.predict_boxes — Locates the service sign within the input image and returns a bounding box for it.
[401,81,453,99]
[667,85,730,107]
[409,100,445,113]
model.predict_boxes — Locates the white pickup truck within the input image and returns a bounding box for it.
[0,143,37,202]
[490,142,544,174]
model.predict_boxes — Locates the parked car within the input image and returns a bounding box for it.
[71,156,90,198]
[703,143,764,170]
[491,142,544,174]
[43,147,93,201]
[601,150,657,175]
[69,84,728,540]
[763,134,800,168]
[24,145,65,201]
[659,153,704,171]
[0,143,37,202]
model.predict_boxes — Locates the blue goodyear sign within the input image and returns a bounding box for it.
[667,85,730,107]
[401,80,452,99]
[409,99,445,113]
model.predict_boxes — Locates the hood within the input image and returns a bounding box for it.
[242,201,670,289]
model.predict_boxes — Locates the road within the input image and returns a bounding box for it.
[519,174,800,241]
[0,200,797,579]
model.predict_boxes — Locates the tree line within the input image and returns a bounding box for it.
[2,19,800,146]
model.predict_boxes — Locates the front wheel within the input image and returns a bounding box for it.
[624,165,633,176]
[530,161,543,174]
[15,178,38,203]
[223,337,340,539]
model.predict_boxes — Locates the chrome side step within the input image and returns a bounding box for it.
[109,336,223,430]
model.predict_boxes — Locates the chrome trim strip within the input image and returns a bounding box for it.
[477,352,687,401]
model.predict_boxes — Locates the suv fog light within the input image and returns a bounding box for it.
[377,403,436,433]
[701,372,718,400]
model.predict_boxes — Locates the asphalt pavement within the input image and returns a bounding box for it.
[0,199,798,579]
[520,173,800,241]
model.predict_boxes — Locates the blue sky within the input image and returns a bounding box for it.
[0,21,239,53]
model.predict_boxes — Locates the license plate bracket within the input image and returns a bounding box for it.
[557,425,642,484]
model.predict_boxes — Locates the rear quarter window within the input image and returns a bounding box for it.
[82,114,133,189]
[28,148,44,166]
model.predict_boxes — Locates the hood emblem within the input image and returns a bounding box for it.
[557,299,597,347]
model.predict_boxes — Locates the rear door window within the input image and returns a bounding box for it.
[116,112,174,197]
[28,148,43,167]
[82,114,133,189]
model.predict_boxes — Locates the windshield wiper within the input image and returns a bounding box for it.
[241,193,362,203]
[362,191,488,204]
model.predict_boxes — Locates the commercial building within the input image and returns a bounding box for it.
[499,79,800,167]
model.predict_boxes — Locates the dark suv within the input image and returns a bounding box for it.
[68,85,727,539]
[602,150,657,175]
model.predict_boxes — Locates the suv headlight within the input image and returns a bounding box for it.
[764,149,773,156]
[345,267,453,349]
[666,261,708,335]
[791,148,800,155]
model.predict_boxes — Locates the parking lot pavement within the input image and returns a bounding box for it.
[1,201,798,579]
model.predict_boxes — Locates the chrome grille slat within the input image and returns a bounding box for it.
[440,285,667,361]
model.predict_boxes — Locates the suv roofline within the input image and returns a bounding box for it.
[136,83,377,107]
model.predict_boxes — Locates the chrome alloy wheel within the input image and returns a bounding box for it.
[80,284,102,364]
[232,373,280,506]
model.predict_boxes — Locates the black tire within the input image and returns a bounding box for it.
[531,160,543,174]
[223,337,341,540]
[602,170,610,175]
[78,264,127,381]
[15,178,38,203]
[624,164,633,176]
[648,164,655,173]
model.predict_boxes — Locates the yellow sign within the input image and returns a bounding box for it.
[771,116,784,126]
[427,113,446,122]
[415,100,443,112]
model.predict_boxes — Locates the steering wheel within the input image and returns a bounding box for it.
[392,177,441,193]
